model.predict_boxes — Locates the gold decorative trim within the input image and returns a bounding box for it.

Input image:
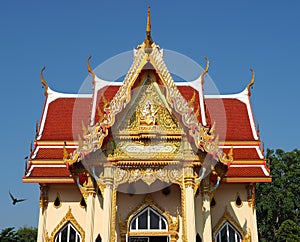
[213,206,245,240]
[70,38,232,169]
[223,177,272,183]
[247,183,255,213]
[120,194,179,239]
[35,140,78,145]
[22,178,74,183]
[111,167,183,187]
[110,188,117,242]
[39,184,49,210]
[49,207,85,242]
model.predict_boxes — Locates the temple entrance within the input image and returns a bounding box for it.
[128,236,169,242]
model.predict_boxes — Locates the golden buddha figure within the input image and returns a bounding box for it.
[140,101,157,126]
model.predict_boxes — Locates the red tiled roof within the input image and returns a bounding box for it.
[41,98,91,141]
[226,166,268,177]
[34,148,76,160]
[28,166,71,177]
[94,86,120,123]
[205,98,254,141]
[222,148,261,160]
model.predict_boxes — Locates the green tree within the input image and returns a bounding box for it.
[0,227,18,242]
[256,149,300,242]
[276,219,300,242]
[16,226,37,242]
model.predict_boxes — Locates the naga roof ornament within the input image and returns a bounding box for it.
[86,55,96,85]
[200,56,210,85]
[246,67,255,96]
[40,66,48,95]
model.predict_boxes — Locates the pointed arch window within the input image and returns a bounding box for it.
[215,222,241,242]
[130,207,168,231]
[55,222,82,242]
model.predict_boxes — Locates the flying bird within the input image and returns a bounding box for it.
[9,191,26,205]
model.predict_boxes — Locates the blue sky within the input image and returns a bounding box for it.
[0,1,299,230]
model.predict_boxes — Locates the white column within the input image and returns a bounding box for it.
[102,165,114,242]
[183,164,196,242]
[85,184,96,242]
[185,186,196,242]
[202,179,212,242]
[37,184,48,242]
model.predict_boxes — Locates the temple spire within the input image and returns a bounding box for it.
[144,6,153,48]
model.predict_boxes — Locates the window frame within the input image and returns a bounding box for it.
[54,222,82,242]
[130,206,168,232]
[215,221,241,242]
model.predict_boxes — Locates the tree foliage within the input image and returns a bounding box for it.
[256,149,300,242]
[0,226,37,242]
[17,226,38,242]
[276,219,300,242]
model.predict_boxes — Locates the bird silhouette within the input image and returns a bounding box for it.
[9,191,26,205]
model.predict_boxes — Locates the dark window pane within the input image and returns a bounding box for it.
[131,218,136,229]
[229,226,235,242]
[61,226,68,242]
[161,219,166,230]
[69,226,76,242]
[138,211,148,229]
[220,226,227,242]
[150,210,159,229]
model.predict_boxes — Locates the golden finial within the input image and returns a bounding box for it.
[78,135,83,150]
[63,142,69,160]
[82,120,87,135]
[86,56,96,84]
[40,66,48,95]
[187,91,196,107]
[200,56,210,84]
[247,67,255,96]
[35,120,39,138]
[209,121,216,135]
[30,140,33,155]
[144,6,153,49]
[228,146,234,161]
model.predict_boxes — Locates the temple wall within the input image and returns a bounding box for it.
[210,183,257,240]
[45,184,87,239]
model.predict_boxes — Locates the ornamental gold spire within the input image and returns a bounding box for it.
[247,67,255,96]
[40,66,48,95]
[144,6,153,48]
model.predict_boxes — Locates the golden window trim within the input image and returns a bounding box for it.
[48,207,85,242]
[119,194,179,237]
[213,206,245,241]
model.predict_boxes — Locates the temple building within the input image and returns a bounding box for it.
[23,7,271,242]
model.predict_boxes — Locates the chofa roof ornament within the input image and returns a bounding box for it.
[246,67,255,96]
[40,66,48,95]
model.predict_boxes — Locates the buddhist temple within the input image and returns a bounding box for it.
[23,7,271,242]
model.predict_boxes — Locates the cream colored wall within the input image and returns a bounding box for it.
[45,184,87,239]
[92,191,105,239]
[195,192,203,238]
[210,183,257,240]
